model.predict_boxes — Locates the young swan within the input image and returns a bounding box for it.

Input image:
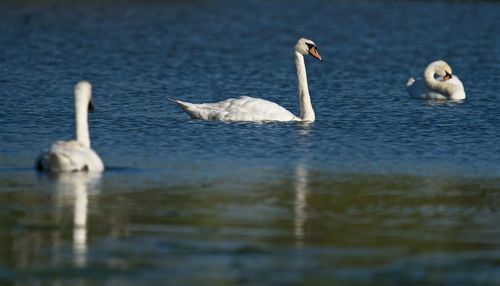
[407,60,466,100]
[35,81,104,172]
[169,38,323,122]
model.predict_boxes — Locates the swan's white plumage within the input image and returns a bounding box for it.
[36,140,104,172]
[407,60,466,100]
[407,76,465,100]
[170,96,299,121]
[170,38,322,122]
[35,81,104,172]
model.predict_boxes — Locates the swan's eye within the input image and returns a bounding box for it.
[306,43,315,50]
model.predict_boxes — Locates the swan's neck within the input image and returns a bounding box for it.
[424,67,458,97]
[295,51,315,122]
[75,98,90,148]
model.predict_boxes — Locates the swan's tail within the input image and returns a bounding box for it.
[167,97,192,109]
[406,77,415,87]
[166,97,178,104]
[406,77,415,92]
[167,98,201,119]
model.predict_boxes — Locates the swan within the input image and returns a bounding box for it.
[169,38,323,122]
[35,81,104,172]
[407,60,466,100]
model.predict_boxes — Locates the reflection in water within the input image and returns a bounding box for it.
[294,121,313,248]
[50,172,102,268]
[295,122,313,137]
[294,164,309,249]
[425,99,465,107]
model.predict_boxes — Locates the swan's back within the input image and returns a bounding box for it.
[407,76,465,100]
[171,96,298,122]
[36,140,104,172]
[407,78,447,100]
[447,76,464,91]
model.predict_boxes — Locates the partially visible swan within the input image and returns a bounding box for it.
[169,38,323,122]
[407,60,466,100]
[35,81,104,172]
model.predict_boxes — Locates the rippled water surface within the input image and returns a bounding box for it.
[1,0,499,285]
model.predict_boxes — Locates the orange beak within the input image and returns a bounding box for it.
[308,46,322,61]
[443,71,452,81]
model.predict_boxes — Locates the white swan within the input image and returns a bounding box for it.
[407,60,466,100]
[169,38,323,122]
[35,81,104,172]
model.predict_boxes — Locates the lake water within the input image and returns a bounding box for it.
[1,0,499,285]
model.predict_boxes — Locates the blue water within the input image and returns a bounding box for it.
[0,0,499,285]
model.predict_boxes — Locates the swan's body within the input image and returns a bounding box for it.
[407,60,466,100]
[36,81,104,172]
[170,38,322,122]
[170,96,299,121]
[36,140,103,172]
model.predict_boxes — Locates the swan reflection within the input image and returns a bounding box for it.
[295,121,313,137]
[49,172,101,267]
[294,164,309,248]
[425,99,465,107]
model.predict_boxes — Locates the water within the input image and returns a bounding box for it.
[0,0,499,284]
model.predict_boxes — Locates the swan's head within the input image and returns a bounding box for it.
[295,38,322,61]
[74,81,95,112]
[428,60,453,81]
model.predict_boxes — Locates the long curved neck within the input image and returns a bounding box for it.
[75,98,90,148]
[295,51,315,122]
[424,66,455,97]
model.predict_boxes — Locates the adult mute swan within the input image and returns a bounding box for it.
[407,60,466,100]
[169,38,322,122]
[35,81,104,172]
